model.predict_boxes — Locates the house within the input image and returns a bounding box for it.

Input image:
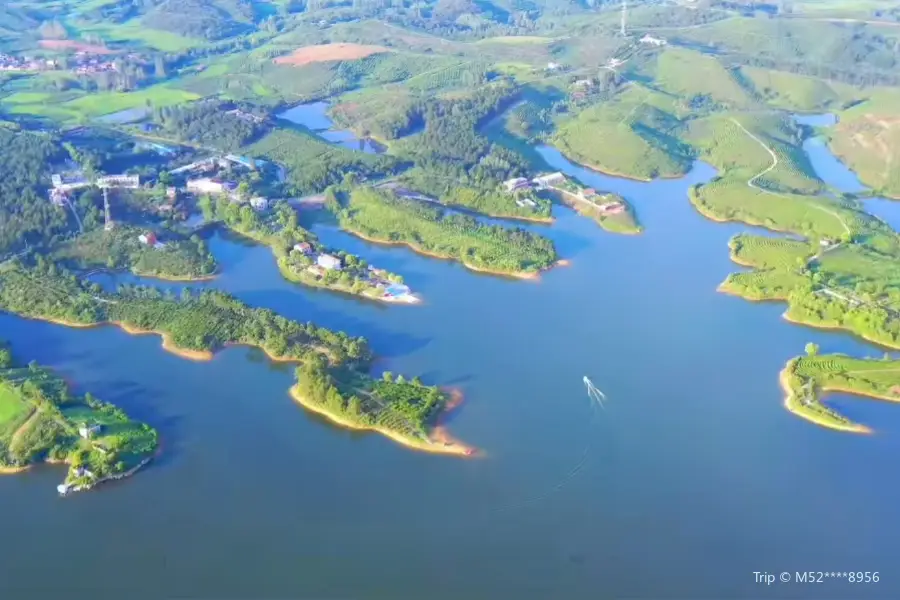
[573,79,594,88]
[503,177,531,193]
[48,187,69,206]
[138,232,158,246]
[546,62,561,71]
[166,187,178,200]
[819,238,834,247]
[78,424,101,439]
[249,196,269,211]
[224,154,259,169]
[317,253,342,271]
[293,242,313,254]
[598,202,625,214]
[581,188,599,200]
[640,35,667,46]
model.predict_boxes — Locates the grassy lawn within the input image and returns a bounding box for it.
[0,383,29,432]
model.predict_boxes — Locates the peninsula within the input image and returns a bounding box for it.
[0,344,158,494]
[199,195,418,303]
[781,349,900,434]
[0,260,471,456]
[336,186,558,278]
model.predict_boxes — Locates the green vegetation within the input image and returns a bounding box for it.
[828,89,900,198]
[781,353,900,434]
[152,100,269,151]
[52,225,217,280]
[0,345,158,489]
[338,187,557,276]
[653,47,756,109]
[199,195,408,301]
[244,127,400,195]
[0,261,454,447]
[553,85,693,181]
[737,67,863,112]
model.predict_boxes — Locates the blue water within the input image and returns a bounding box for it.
[1,113,900,600]
[277,102,382,154]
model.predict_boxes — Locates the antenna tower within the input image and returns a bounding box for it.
[103,187,114,231]
[620,0,627,37]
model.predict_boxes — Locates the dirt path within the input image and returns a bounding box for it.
[730,117,851,236]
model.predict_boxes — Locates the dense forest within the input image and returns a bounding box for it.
[153,100,269,151]
[143,0,256,41]
[0,129,70,256]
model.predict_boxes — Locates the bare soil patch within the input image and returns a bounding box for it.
[273,43,389,66]
[39,39,115,54]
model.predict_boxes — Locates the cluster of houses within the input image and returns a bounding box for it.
[0,51,118,74]
[291,241,343,277]
[138,231,166,249]
[519,172,626,215]
[501,177,540,208]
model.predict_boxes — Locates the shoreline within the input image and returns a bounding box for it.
[84,267,218,283]
[344,229,553,280]
[781,312,900,351]
[553,144,691,183]
[778,368,873,435]
[0,464,30,475]
[289,386,476,457]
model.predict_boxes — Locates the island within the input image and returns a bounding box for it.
[781,348,900,434]
[0,343,158,494]
[0,260,472,456]
[532,172,641,235]
[336,186,559,278]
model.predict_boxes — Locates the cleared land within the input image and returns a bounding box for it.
[273,44,390,66]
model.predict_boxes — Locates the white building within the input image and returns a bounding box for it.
[546,62,561,71]
[317,254,342,271]
[503,177,531,193]
[78,424,101,439]
[249,196,269,211]
[186,178,225,195]
[532,172,566,188]
[640,35,667,46]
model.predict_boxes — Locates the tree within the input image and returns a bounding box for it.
[382,371,393,383]
[805,342,820,356]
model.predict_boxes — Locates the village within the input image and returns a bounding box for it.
[47,147,419,303]
[0,50,120,75]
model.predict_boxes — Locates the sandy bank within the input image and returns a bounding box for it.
[0,465,30,475]
[289,387,476,457]
[343,229,550,280]
[778,368,872,435]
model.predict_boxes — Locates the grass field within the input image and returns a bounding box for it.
[0,383,29,432]
[728,234,815,270]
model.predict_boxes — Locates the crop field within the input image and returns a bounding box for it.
[653,47,756,109]
[63,85,200,117]
[553,86,693,181]
[686,113,824,194]
[691,178,853,239]
[728,234,814,269]
[75,18,205,52]
[273,43,390,66]
[721,268,808,301]
[738,66,863,112]
[829,91,900,197]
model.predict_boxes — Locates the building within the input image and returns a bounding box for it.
[573,79,594,88]
[74,466,95,479]
[186,178,228,195]
[598,202,625,214]
[51,172,90,192]
[249,196,269,211]
[293,242,312,254]
[97,174,140,189]
[224,154,259,170]
[546,62,562,71]
[48,187,69,206]
[532,172,566,188]
[317,254,342,271]
[138,232,158,246]
[78,424,101,439]
[581,188,599,200]
[503,177,532,193]
[640,35,667,46]
[166,187,178,200]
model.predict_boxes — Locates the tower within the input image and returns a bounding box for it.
[103,187,114,231]
[620,0,627,37]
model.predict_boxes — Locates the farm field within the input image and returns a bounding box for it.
[273,43,391,66]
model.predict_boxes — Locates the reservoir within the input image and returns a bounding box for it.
[1,107,899,600]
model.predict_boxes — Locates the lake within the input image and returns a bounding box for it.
[277,101,384,154]
[1,109,899,600]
